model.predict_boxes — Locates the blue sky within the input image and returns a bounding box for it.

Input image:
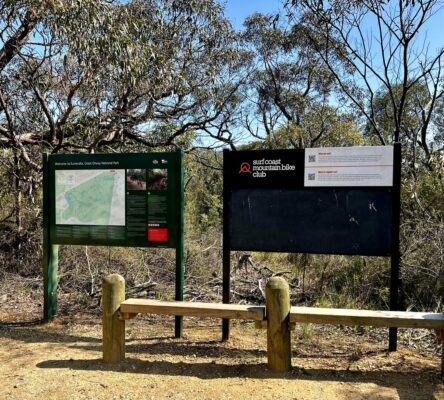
[221,0,283,30]
[217,0,444,143]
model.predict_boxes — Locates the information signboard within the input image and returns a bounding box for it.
[42,151,184,338]
[225,146,396,256]
[48,152,182,248]
[304,146,394,187]
[222,145,401,349]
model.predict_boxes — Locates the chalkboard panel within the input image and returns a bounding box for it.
[229,188,393,256]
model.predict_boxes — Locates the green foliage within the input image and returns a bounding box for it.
[241,10,348,145]
[300,323,314,341]
[265,106,363,149]
[400,169,444,310]
[184,150,222,235]
[0,0,244,173]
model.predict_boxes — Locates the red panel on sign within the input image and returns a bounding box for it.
[148,228,169,242]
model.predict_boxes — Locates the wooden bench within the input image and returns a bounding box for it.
[102,274,444,376]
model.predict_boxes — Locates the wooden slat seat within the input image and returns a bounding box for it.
[290,307,444,330]
[120,299,265,321]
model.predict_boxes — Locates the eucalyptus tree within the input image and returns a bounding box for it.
[0,0,244,231]
[0,0,243,166]
[240,11,358,148]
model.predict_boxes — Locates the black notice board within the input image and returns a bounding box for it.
[229,188,393,256]
[222,145,402,345]
[224,147,399,257]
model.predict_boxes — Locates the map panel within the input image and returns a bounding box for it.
[56,169,125,226]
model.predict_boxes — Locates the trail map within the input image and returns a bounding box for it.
[55,170,125,226]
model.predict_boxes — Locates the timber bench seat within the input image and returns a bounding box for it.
[120,300,444,329]
[119,299,265,321]
[253,307,444,331]
[102,275,444,376]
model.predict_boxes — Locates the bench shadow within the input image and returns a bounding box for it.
[72,341,267,358]
[36,357,442,400]
[73,342,384,360]
[0,326,102,344]
[0,325,395,360]
[0,326,267,358]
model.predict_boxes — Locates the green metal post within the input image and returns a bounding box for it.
[46,244,59,319]
[174,149,184,338]
[43,153,59,320]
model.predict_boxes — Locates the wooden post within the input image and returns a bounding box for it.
[102,274,125,363]
[266,277,291,372]
[441,339,444,380]
[441,326,444,379]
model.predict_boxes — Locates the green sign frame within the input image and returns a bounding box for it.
[42,151,184,337]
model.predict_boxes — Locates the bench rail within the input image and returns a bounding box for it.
[290,307,444,330]
[120,299,444,330]
[120,299,265,321]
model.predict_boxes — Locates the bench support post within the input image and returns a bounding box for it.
[102,274,125,363]
[266,277,291,372]
[442,339,444,380]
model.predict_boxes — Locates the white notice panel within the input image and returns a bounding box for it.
[304,146,394,187]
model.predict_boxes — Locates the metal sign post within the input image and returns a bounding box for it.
[175,151,185,338]
[43,153,59,319]
[389,143,402,351]
[222,149,231,340]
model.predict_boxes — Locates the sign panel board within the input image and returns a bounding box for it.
[304,146,394,187]
[48,152,182,248]
[224,146,398,257]
[229,189,393,255]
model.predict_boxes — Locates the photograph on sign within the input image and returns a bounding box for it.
[55,169,125,226]
[147,168,168,190]
[304,146,394,187]
[126,169,147,190]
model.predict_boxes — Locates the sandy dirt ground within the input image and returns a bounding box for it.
[1,312,444,400]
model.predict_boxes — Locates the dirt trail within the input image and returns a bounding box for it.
[0,315,443,400]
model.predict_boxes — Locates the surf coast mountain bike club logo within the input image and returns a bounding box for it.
[239,158,295,178]
[239,162,252,174]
